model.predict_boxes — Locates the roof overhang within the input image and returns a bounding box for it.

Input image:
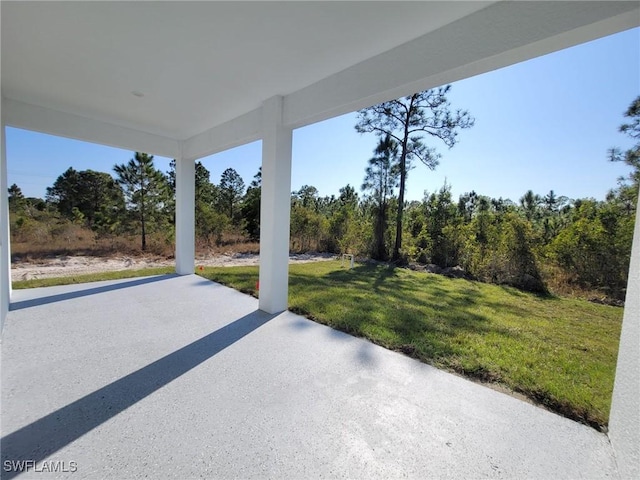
[2,1,639,160]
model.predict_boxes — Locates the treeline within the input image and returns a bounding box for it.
[286,181,636,300]
[8,156,636,300]
[8,92,639,301]
[8,154,258,255]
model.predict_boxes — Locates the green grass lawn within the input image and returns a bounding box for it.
[11,266,175,289]
[199,260,623,430]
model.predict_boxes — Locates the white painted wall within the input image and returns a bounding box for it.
[0,123,11,334]
[259,97,292,314]
[609,193,640,479]
[175,155,195,275]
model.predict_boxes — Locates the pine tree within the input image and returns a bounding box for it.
[361,135,399,260]
[114,152,169,250]
[356,86,474,261]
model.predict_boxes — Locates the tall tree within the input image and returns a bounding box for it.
[356,86,474,261]
[361,135,399,260]
[46,167,80,215]
[338,184,359,208]
[114,152,169,251]
[542,190,558,213]
[608,95,640,205]
[423,182,460,266]
[241,168,262,240]
[293,185,320,210]
[167,159,213,197]
[328,184,363,254]
[458,190,479,222]
[8,184,25,213]
[8,183,24,201]
[520,190,541,222]
[219,168,245,222]
[46,168,124,230]
[191,161,225,245]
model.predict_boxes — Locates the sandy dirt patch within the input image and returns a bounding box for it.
[11,252,336,282]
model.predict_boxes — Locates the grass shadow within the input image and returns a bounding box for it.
[10,275,178,310]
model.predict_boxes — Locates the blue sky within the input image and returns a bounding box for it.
[6,27,639,204]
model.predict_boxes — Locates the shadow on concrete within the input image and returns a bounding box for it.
[9,275,179,311]
[0,309,275,479]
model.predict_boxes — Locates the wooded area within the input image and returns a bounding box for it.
[8,93,638,302]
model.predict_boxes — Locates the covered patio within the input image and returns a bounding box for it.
[1,1,639,478]
[1,274,618,478]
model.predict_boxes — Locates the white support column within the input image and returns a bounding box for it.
[609,192,640,479]
[259,96,293,314]
[175,155,195,275]
[1,124,11,333]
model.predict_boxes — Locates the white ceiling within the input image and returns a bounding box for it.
[1,1,492,139]
[2,1,639,160]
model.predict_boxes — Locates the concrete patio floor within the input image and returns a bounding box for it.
[1,274,618,479]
